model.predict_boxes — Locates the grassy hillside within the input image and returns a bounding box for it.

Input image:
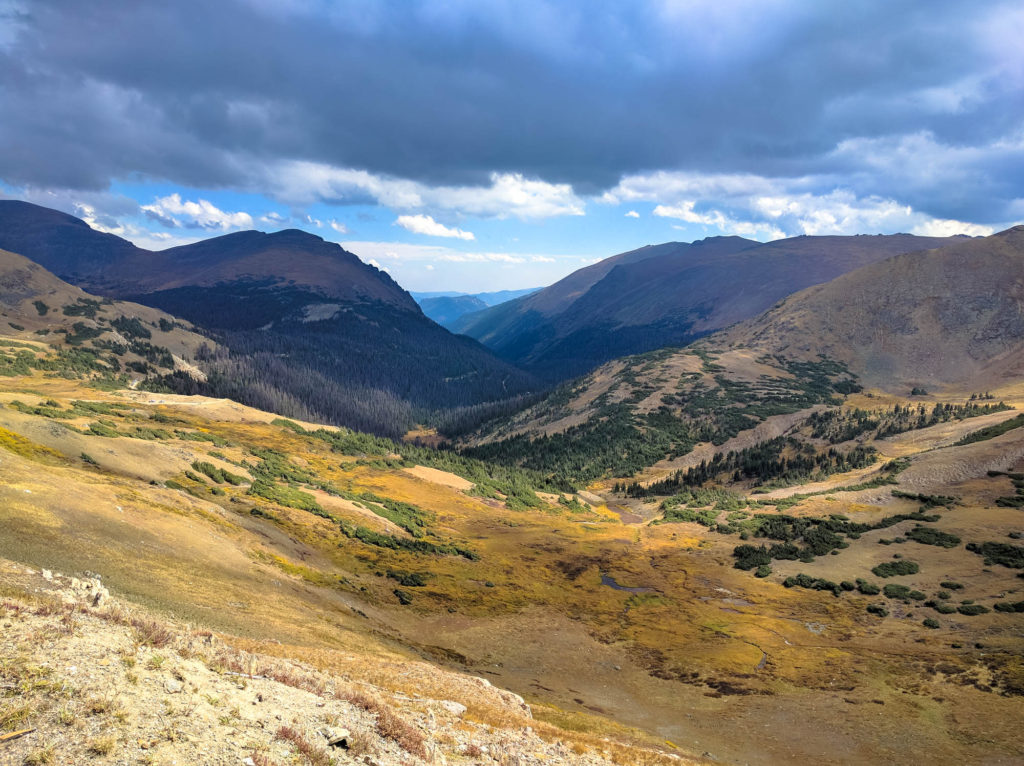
[1,325,1022,764]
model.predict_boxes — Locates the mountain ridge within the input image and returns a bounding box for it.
[453,232,970,380]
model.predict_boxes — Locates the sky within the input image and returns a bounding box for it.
[1,1,1022,293]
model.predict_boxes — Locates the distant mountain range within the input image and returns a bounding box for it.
[0,201,537,436]
[413,288,540,328]
[453,233,970,380]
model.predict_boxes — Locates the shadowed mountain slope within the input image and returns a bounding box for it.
[453,233,966,380]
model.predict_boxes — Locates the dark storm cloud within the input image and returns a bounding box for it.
[1,0,1021,222]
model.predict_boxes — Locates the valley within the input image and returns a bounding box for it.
[2,266,1023,763]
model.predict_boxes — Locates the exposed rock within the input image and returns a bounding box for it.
[438,700,467,717]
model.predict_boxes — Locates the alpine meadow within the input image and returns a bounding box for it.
[0,3,1023,765]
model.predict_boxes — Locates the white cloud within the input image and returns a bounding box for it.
[424,264,434,270]
[395,213,475,240]
[607,169,1004,240]
[72,202,203,250]
[654,200,785,239]
[260,211,288,225]
[909,218,994,237]
[625,210,640,218]
[340,240,572,267]
[264,162,585,219]
[329,219,349,234]
[141,193,254,230]
[304,214,322,227]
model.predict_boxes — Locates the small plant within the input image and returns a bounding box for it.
[86,735,116,755]
[867,603,889,617]
[274,725,332,766]
[146,653,165,670]
[923,617,940,629]
[754,564,772,578]
[23,745,56,765]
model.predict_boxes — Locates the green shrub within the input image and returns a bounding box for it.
[393,588,413,605]
[872,560,919,578]
[867,604,888,617]
[754,564,772,578]
[905,525,961,548]
[883,584,912,600]
[387,570,429,587]
[923,618,940,629]
[993,600,1024,613]
[856,579,881,595]
[966,541,1024,569]
[957,604,990,616]
[940,581,963,590]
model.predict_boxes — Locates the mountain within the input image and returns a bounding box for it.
[0,201,537,436]
[723,225,1024,389]
[453,233,967,380]
[464,227,1024,486]
[414,287,541,327]
[418,294,488,326]
[0,247,212,381]
[413,287,540,306]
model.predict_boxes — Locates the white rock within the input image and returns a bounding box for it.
[439,700,467,717]
[42,569,53,581]
[165,679,183,693]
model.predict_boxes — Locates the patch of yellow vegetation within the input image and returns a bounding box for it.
[0,425,64,463]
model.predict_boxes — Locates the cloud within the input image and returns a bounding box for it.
[329,219,349,234]
[141,194,253,230]
[0,1,1020,229]
[260,211,288,225]
[268,164,584,219]
[395,213,475,240]
[341,240,570,267]
[613,170,1005,239]
[625,210,640,218]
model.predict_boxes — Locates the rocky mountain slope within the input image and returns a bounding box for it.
[453,233,967,380]
[0,201,538,437]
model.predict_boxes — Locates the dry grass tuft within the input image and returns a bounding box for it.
[131,618,175,648]
[86,735,116,755]
[336,690,427,758]
[274,725,332,766]
[23,745,56,765]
